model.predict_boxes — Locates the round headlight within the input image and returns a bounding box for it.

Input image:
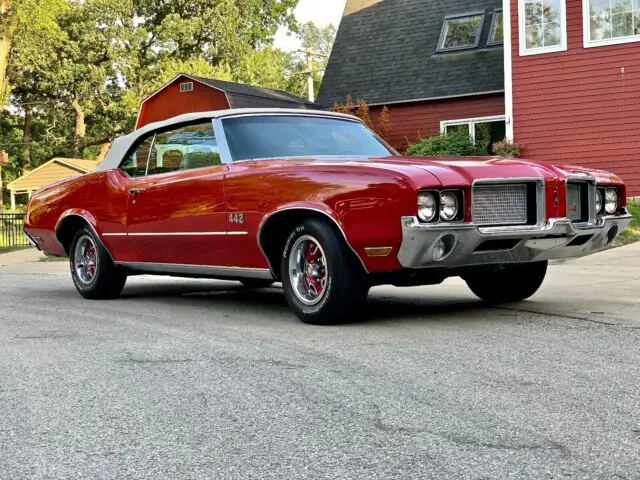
[418,193,436,222]
[595,190,603,214]
[440,192,459,221]
[604,189,618,214]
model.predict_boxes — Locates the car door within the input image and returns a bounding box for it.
[124,120,230,266]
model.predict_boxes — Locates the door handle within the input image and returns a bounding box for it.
[128,188,145,196]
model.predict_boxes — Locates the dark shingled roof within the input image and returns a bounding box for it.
[317,0,504,108]
[189,75,316,110]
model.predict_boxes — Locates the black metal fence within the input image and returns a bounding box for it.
[0,213,30,248]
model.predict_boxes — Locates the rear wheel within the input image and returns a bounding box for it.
[281,219,368,325]
[70,227,127,300]
[464,261,548,303]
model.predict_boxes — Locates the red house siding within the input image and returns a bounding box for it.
[510,0,640,195]
[137,77,230,129]
[370,93,505,152]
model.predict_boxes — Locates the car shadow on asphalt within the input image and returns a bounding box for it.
[117,280,494,324]
[33,279,506,325]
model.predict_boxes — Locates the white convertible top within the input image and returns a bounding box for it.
[97,108,361,171]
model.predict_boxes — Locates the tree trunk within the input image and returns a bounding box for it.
[71,95,85,158]
[20,106,32,175]
[95,142,111,163]
[0,0,12,101]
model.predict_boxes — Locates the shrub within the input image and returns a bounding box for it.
[407,131,485,156]
[492,139,522,157]
[331,96,392,140]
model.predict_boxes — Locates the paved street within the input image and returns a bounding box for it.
[1,247,639,479]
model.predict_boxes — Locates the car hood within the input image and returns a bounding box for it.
[234,155,625,189]
[347,156,560,187]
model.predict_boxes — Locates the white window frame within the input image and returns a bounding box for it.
[179,82,194,93]
[488,9,505,45]
[437,12,486,52]
[518,0,567,56]
[583,0,640,48]
[440,115,506,143]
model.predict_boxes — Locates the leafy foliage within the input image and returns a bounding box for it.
[407,131,485,157]
[492,139,522,158]
[0,0,338,206]
[330,96,392,140]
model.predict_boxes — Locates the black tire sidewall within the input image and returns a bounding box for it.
[281,220,366,324]
[69,226,126,299]
[281,223,335,317]
[70,228,103,295]
[466,261,548,303]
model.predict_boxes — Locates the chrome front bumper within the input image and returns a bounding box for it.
[397,212,633,269]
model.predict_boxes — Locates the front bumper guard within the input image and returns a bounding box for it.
[397,212,633,269]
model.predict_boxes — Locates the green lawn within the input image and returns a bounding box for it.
[613,199,640,247]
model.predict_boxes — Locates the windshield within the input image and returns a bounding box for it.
[221,115,394,162]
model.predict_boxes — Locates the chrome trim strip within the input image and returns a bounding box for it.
[23,229,40,249]
[116,262,273,280]
[256,207,369,275]
[104,231,248,237]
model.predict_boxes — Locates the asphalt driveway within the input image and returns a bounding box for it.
[1,246,639,479]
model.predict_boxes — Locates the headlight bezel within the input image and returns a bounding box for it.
[604,188,619,215]
[417,190,464,223]
[417,192,437,223]
[439,191,459,222]
[595,189,603,215]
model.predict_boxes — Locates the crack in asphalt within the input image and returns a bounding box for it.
[371,406,569,455]
[490,305,640,328]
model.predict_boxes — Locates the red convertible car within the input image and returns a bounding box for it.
[24,109,631,324]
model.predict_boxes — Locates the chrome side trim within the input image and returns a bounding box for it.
[103,231,248,237]
[116,262,274,280]
[23,229,40,250]
[256,207,369,275]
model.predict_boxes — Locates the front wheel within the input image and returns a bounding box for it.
[281,219,368,325]
[70,227,127,300]
[464,261,548,303]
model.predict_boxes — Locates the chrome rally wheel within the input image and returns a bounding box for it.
[73,235,98,285]
[281,219,369,325]
[288,235,329,306]
[69,226,127,300]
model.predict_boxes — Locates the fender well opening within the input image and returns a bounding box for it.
[56,215,90,255]
[258,209,365,280]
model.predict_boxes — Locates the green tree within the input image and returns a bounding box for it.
[288,21,337,99]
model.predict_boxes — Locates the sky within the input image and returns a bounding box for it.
[274,0,347,51]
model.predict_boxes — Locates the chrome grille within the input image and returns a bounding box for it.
[567,183,582,221]
[472,184,528,226]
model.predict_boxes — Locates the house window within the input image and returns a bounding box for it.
[441,116,507,154]
[437,13,485,52]
[179,82,194,93]
[584,0,640,47]
[489,10,504,44]
[518,0,567,55]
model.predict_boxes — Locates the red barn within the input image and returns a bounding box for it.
[136,74,315,129]
[319,0,640,195]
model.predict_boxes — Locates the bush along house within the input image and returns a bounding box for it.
[319,0,640,195]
